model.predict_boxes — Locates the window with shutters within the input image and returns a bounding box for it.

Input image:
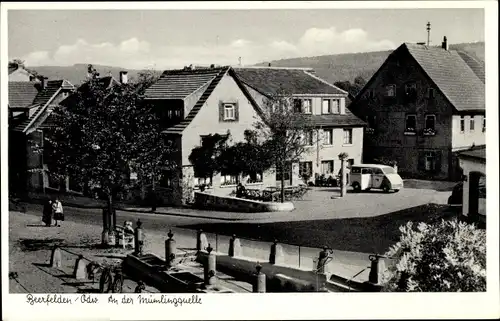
[219,101,239,122]
[322,99,331,114]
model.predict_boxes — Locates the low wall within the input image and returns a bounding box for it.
[194,192,295,213]
[196,251,378,292]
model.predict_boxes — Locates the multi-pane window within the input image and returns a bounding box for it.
[385,84,396,97]
[321,160,334,175]
[405,114,417,132]
[323,129,333,145]
[195,176,212,187]
[332,99,340,114]
[304,130,314,145]
[470,117,475,131]
[425,115,436,130]
[293,99,302,113]
[460,116,465,132]
[247,171,263,184]
[224,104,235,120]
[322,99,331,114]
[220,173,238,186]
[299,161,313,177]
[405,82,417,97]
[174,109,181,118]
[425,152,436,171]
[302,99,312,114]
[343,128,353,145]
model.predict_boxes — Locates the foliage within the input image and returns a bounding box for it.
[252,88,316,202]
[40,67,174,235]
[382,219,486,292]
[188,132,230,178]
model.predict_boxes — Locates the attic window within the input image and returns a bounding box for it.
[224,104,235,120]
[385,85,396,97]
[427,88,435,99]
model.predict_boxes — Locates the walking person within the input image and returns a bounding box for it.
[42,199,53,227]
[52,198,64,227]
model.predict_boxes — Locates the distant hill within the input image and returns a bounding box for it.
[255,42,485,84]
[30,64,157,87]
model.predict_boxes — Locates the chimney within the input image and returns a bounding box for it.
[442,36,448,51]
[119,71,128,84]
[268,63,271,67]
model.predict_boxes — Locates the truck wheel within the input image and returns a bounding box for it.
[352,182,361,192]
[382,184,391,193]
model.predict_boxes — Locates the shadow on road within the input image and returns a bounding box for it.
[181,203,457,254]
[19,238,65,251]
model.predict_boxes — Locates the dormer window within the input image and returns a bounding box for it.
[302,99,312,114]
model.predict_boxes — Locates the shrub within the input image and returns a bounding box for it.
[382,219,486,292]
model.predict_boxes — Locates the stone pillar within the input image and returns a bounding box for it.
[165,230,176,269]
[134,219,144,256]
[204,244,217,287]
[253,264,266,293]
[73,255,87,280]
[368,254,386,285]
[50,246,62,268]
[228,234,242,257]
[269,240,284,265]
[197,229,208,252]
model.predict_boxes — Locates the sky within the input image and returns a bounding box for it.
[8,8,485,69]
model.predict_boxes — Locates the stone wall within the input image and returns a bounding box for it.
[194,192,295,213]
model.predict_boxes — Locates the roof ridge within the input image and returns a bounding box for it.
[302,70,349,95]
[22,87,62,134]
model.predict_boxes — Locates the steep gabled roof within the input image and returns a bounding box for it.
[144,68,223,100]
[351,43,485,113]
[13,79,75,134]
[233,67,347,97]
[8,82,39,108]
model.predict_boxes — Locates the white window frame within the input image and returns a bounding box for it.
[470,116,475,131]
[405,114,417,132]
[220,173,238,186]
[343,128,353,145]
[332,99,340,114]
[302,99,312,114]
[323,129,333,145]
[223,104,235,120]
[425,114,436,130]
[322,99,331,114]
[321,160,334,175]
[385,84,396,97]
[460,115,465,132]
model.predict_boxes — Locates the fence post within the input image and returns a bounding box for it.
[253,264,266,293]
[229,234,242,257]
[73,255,87,280]
[50,246,62,268]
[165,230,176,269]
[197,229,208,252]
[204,244,216,287]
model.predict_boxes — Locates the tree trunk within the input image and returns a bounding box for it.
[109,194,116,230]
[340,159,347,197]
[151,174,157,212]
[101,206,110,246]
[280,162,285,203]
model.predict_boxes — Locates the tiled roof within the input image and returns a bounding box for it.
[233,67,347,97]
[306,112,366,127]
[13,79,74,133]
[456,51,485,83]
[162,67,230,134]
[144,68,222,99]
[8,82,39,108]
[403,43,485,112]
[458,145,486,161]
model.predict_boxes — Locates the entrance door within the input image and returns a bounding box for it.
[370,168,385,188]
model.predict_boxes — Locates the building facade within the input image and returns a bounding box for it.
[349,38,485,180]
[458,147,486,226]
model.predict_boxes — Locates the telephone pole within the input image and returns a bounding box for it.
[426,21,431,46]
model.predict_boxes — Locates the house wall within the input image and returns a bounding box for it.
[451,114,486,151]
[299,127,363,181]
[9,69,32,82]
[350,47,455,180]
[459,157,486,220]
[181,73,274,198]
